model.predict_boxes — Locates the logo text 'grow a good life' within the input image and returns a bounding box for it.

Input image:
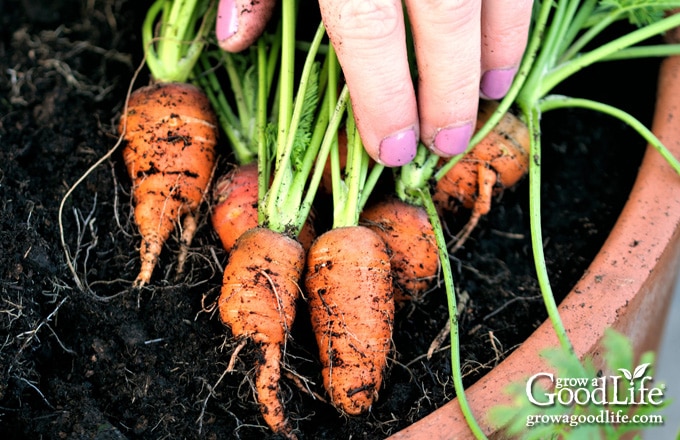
[526,363,665,407]
[523,362,666,428]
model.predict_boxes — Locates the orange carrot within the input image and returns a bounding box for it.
[211,163,317,253]
[305,226,394,415]
[433,100,530,251]
[361,196,439,302]
[218,227,304,438]
[120,82,218,286]
[211,163,259,253]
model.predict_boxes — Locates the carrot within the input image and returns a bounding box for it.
[218,226,305,437]
[208,12,337,437]
[118,0,217,287]
[120,82,217,286]
[211,163,259,253]
[361,196,438,302]
[304,96,393,414]
[433,100,530,251]
[305,225,393,414]
[211,163,317,253]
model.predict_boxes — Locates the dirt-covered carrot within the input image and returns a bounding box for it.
[361,195,438,302]
[210,163,259,253]
[433,100,530,251]
[212,10,337,437]
[305,103,393,415]
[211,162,317,253]
[218,226,304,436]
[305,224,392,414]
[119,0,217,286]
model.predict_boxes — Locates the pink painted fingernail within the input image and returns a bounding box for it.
[480,67,517,100]
[433,123,473,156]
[216,0,239,42]
[379,129,417,167]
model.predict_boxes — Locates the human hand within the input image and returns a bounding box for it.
[320,0,533,166]
[216,0,533,167]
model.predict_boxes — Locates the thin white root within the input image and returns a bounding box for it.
[227,339,248,372]
[58,56,146,292]
[449,210,481,253]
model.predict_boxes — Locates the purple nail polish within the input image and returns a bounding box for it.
[216,0,239,42]
[480,68,517,100]
[433,123,473,156]
[379,129,417,167]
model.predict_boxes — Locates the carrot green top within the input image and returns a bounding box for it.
[142,0,216,84]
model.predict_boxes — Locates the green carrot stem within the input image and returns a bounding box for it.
[296,50,341,233]
[257,37,271,218]
[522,0,571,100]
[335,113,366,228]
[142,0,215,83]
[599,44,680,60]
[539,13,680,98]
[556,0,599,62]
[558,0,614,63]
[539,95,680,175]
[263,21,327,233]
[417,187,488,440]
[274,0,297,169]
[520,102,574,355]
[358,164,385,212]
[195,52,256,165]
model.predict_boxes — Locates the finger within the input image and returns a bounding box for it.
[405,0,481,157]
[319,0,418,167]
[217,0,277,53]
[479,0,533,99]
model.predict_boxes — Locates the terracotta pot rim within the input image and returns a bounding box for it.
[389,56,680,439]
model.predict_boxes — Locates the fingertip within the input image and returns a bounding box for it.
[431,123,473,157]
[217,0,275,53]
[480,67,517,100]
[376,128,418,167]
[216,0,239,43]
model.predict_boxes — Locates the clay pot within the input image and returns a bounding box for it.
[389,55,680,439]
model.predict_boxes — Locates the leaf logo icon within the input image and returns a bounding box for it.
[632,363,650,380]
[619,363,650,386]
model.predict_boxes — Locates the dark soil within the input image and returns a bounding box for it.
[0,0,660,438]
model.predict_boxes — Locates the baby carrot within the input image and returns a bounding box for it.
[305,100,393,414]
[210,10,334,437]
[305,225,393,414]
[120,82,217,286]
[119,0,217,286]
[218,227,305,437]
[433,100,530,251]
[361,196,438,302]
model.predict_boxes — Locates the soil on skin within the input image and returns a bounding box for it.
[0,0,660,438]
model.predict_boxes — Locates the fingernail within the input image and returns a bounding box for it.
[433,123,473,156]
[216,0,239,42]
[378,129,417,167]
[480,67,517,100]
